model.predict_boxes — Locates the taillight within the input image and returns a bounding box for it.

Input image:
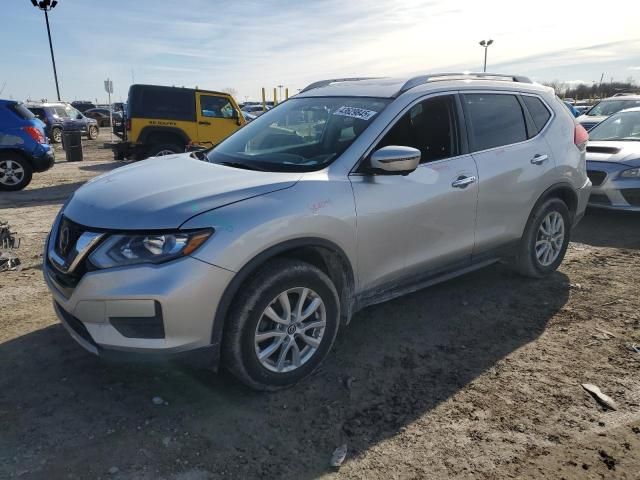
[22,126,47,144]
[574,123,589,147]
[126,119,131,131]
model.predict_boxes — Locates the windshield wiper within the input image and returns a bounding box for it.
[218,161,266,171]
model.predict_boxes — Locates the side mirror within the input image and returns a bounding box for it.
[369,146,420,175]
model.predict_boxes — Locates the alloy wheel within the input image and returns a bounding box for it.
[535,211,565,266]
[254,287,326,373]
[0,159,25,186]
[154,149,177,156]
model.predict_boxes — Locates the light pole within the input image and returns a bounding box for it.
[479,39,493,73]
[277,84,284,101]
[31,0,61,101]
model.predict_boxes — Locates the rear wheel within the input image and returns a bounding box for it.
[515,198,571,278]
[51,127,63,144]
[146,143,183,158]
[223,259,340,390]
[0,153,33,191]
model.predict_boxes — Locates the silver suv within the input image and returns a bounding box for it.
[44,73,592,390]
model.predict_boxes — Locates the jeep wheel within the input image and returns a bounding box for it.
[51,127,63,144]
[515,198,571,278]
[147,144,183,158]
[223,259,340,391]
[88,125,99,140]
[0,153,33,191]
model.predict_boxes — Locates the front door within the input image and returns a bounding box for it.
[350,94,478,293]
[195,93,242,147]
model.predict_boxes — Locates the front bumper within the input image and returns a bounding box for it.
[44,247,234,367]
[586,161,640,212]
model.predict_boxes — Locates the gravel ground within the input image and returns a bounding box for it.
[1,132,639,479]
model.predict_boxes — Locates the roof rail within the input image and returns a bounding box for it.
[300,77,380,93]
[397,72,533,96]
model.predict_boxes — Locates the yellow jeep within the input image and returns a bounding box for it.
[113,84,245,160]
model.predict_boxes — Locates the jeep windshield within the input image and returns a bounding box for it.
[206,97,390,172]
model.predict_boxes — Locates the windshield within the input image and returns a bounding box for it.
[206,96,390,172]
[586,99,640,117]
[589,110,640,141]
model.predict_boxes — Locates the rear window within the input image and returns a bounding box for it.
[128,86,195,121]
[522,95,552,136]
[9,103,36,120]
[463,93,528,151]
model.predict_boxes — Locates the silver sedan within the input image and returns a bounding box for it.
[586,107,640,211]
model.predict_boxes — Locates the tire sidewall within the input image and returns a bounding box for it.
[88,125,98,140]
[227,261,340,389]
[526,198,571,276]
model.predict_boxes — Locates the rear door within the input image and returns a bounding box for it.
[195,93,243,147]
[462,92,555,258]
[350,93,478,292]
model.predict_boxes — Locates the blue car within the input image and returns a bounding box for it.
[26,102,99,144]
[0,99,55,190]
[563,101,580,118]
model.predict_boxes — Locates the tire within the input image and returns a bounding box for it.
[146,143,183,158]
[223,258,340,391]
[87,125,99,140]
[514,197,571,278]
[0,152,33,191]
[51,127,63,144]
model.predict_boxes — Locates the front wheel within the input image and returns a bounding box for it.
[87,125,99,140]
[223,259,340,390]
[514,198,571,278]
[51,127,63,144]
[146,143,183,158]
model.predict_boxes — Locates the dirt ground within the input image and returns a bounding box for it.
[1,132,639,479]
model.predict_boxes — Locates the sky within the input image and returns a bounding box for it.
[1,0,639,103]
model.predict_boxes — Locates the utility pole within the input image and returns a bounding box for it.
[31,1,61,101]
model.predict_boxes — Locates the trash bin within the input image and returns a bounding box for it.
[62,130,83,162]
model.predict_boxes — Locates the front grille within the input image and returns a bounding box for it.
[55,301,97,347]
[589,194,611,205]
[586,145,621,154]
[621,188,640,207]
[581,122,598,131]
[587,170,607,186]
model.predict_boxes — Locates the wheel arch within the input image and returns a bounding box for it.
[138,126,190,146]
[529,182,578,224]
[210,238,356,365]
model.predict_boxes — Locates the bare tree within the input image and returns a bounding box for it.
[222,87,238,98]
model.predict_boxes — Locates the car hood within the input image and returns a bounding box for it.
[585,141,640,167]
[63,154,302,230]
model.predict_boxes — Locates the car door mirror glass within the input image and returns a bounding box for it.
[369,146,420,174]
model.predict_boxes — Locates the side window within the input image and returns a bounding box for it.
[522,95,551,136]
[136,87,195,121]
[376,95,459,163]
[53,107,69,118]
[200,95,235,119]
[463,94,527,151]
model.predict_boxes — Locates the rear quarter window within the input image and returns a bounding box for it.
[9,103,36,120]
[129,86,196,121]
[522,95,552,136]
[463,93,528,151]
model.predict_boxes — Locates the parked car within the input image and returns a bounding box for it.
[584,106,640,210]
[84,108,122,127]
[0,99,54,190]
[112,84,245,160]
[71,101,96,113]
[563,101,580,117]
[577,95,640,131]
[241,111,257,122]
[574,105,591,115]
[44,73,590,390]
[241,104,269,116]
[26,102,99,143]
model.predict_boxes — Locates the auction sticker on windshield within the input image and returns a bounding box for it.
[333,106,378,121]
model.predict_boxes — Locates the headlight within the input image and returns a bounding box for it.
[88,230,212,269]
[620,167,640,178]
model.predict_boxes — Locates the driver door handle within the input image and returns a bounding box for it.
[198,121,211,126]
[452,176,477,188]
[531,154,549,165]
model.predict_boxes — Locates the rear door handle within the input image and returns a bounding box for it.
[198,121,211,126]
[531,154,549,165]
[451,175,477,188]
